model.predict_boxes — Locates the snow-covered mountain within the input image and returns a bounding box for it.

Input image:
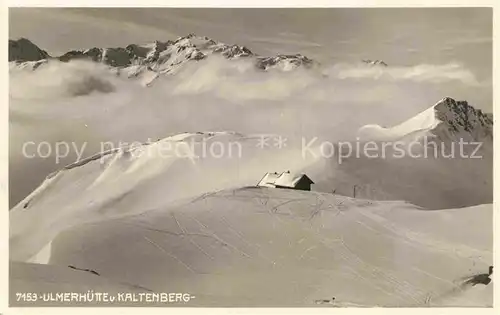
[9,131,323,258]
[358,97,493,143]
[9,38,50,62]
[311,97,493,209]
[433,97,493,142]
[9,35,320,85]
[361,59,388,67]
[56,34,256,76]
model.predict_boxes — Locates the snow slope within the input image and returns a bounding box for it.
[316,150,492,210]
[358,97,493,142]
[314,97,493,209]
[10,186,492,307]
[10,131,325,262]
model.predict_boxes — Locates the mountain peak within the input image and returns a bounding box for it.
[358,97,492,143]
[256,53,316,71]
[362,59,388,67]
[434,97,493,137]
[9,38,50,62]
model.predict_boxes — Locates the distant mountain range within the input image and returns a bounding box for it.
[10,34,317,73]
[9,34,388,85]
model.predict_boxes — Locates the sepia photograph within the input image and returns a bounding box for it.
[7,6,493,307]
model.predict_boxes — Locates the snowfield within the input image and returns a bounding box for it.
[10,186,492,307]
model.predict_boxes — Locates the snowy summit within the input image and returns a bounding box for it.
[358,97,493,143]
